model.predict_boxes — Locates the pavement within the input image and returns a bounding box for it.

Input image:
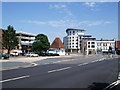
[0,54,92,71]
[1,54,84,63]
[1,54,119,88]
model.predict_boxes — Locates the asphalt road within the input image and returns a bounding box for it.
[1,55,119,89]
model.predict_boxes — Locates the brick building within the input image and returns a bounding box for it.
[116,41,120,50]
[51,37,65,50]
[0,29,3,52]
[82,38,96,54]
[49,37,65,55]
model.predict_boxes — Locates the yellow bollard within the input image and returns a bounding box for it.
[108,54,113,58]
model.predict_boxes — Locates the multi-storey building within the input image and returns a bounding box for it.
[87,41,97,55]
[96,40,115,52]
[16,32,36,53]
[86,39,115,55]
[63,28,94,53]
[0,29,36,53]
[82,38,96,54]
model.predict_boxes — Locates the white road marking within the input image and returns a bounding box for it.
[48,67,71,73]
[118,77,120,80]
[78,63,84,66]
[78,63,88,66]
[0,75,30,83]
[53,61,62,64]
[52,59,75,64]
[103,80,120,90]
[78,58,107,66]
[44,63,49,65]
[91,58,106,63]
[91,60,98,63]
[118,72,120,80]
[99,58,105,61]
[32,63,37,66]
[63,60,71,62]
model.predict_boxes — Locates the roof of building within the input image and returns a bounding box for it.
[96,39,115,41]
[16,32,36,37]
[50,37,65,49]
[66,28,86,32]
[82,35,92,37]
[82,37,96,40]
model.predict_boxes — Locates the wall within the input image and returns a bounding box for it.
[0,29,3,53]
[116,41,120,50]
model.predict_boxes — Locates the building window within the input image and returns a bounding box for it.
[103,43,106,46]
[88,45,90,48]
[70,31,71,35]
[106,43,107,46]
[91,42,95,44]
[80,44,82,46]
[91,45,95,48]
[80,37,81,39]
[97,43,100,46]
[88,42,90,44]
[73,31,75,35]
[103,47,105,50]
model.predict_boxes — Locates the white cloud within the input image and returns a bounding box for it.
[25,20,46,24]
[49,4,67,9]
[48,20,66,27]
[49,4,73,16]
[21,20,112,28]
[88,21,112,26]
[84,2,96,7]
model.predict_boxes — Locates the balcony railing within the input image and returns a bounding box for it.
[21,42,33,46]
[17,36,35,40]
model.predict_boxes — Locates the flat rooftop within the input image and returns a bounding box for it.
[66,28,86,32]
[16,32,36,37]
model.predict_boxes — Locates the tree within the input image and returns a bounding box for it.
[32,34,50,55]
[2,25,19,54]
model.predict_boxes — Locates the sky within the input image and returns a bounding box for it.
[2,2,118,43]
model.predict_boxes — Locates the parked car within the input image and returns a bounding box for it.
[0,52,9,59]
[116,50,120,55]
[25,53,39,57]
[44,53,59,56]
[10,52,19,56]
[20,52,27,56]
